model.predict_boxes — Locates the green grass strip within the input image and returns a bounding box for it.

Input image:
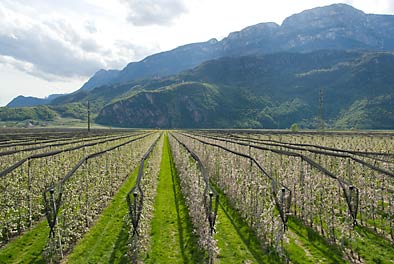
[0,220,48,264]
[65,166,140,263]
[286,217,347,264]
[145,133,204,264]
[351,225,394,264]
[212,183,280,264]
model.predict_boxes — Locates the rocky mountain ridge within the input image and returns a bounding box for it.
[77,4,394,93]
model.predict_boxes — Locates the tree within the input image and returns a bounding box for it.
[290,123,299,132]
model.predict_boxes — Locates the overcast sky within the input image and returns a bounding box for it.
[1,0,394,106]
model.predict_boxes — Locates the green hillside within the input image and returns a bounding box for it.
[95,50,394,129]
[1,50,393,129]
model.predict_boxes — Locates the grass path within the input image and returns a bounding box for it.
[0,220,48,264]
[351,226,394,264]
[286,219,394,263]
[285,217,347,264]
[145,133,203,263]
[212,185,279,264]
[214,203,271,263]
[64,166,140,263]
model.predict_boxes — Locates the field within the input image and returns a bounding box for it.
[0,128,393,263]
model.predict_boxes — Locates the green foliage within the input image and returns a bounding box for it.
[290,123,299,132]
[52,103,88,120]
[0,105,57,121]
[335,95,394,129]
[0,221,48,264]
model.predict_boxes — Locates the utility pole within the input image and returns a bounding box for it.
[319,88,324,130]
[87,101,91,132]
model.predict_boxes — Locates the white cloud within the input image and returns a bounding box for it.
[121,0,188,26]
[85,20,98,34]
[0,23,104,79]
[0,62,84,106]
[0,1,153,81]
[0,55,35,77]
[342,0,394,14]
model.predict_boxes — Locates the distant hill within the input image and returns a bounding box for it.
[7,94,64,108]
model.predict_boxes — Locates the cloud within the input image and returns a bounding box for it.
[0,55,35,77]
[386,1,394,12]
[85,20,98,33]
[0,21,105,80]
[343,0,394,14]
[121,0,188,26]
[0,55,66,82]
[0,1,152,81]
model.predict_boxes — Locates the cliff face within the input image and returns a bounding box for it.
[96,82,221,128]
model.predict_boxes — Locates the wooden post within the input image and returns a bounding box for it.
[87,101,91,132]
[319,88,324,130]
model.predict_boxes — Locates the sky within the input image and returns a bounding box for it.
[1,0,394,106]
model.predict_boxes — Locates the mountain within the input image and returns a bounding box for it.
[78,38,221,92]
[3,4,394,129]
[4,50,394,128]
[7,94,64,108]
[79,69,120,91]
[92,50,394,129]
[79,4,394,92]
[223,3,394,53]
